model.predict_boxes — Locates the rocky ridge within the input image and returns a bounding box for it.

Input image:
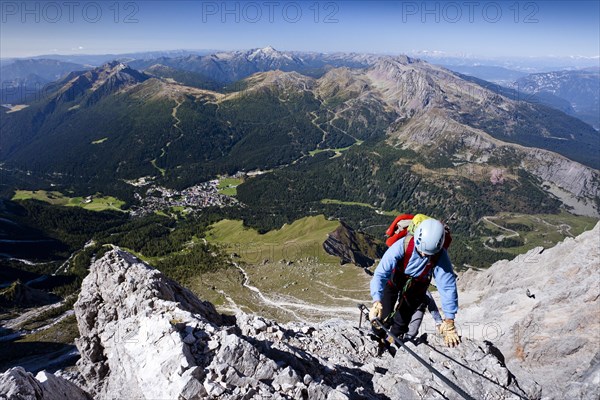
[322,221,385,268]
[3,223,598,399]
[1,248,539,399]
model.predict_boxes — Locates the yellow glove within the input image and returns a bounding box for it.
[369,301,383,321]
[440,319,460,347]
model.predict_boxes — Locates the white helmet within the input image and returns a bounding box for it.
[414,219,445,255]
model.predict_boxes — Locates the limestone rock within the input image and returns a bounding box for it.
[66,248,541,399]
[322,220,384,268]
[73,249,232,398]
[458,221,600,399]
[0,367,91,400]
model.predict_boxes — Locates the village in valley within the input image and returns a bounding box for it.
[129,177,242,217]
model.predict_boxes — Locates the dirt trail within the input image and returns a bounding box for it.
[169,98,184,143]
[233,263,365,321]
[234,263,306,321]
[150,98,184,176]
[532,216,574,237]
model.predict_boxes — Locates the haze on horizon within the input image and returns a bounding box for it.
[1,0,599,60]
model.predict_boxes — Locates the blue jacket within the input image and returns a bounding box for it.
[370,237,458,320]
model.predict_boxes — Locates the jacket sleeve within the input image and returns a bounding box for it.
[370,238,405,302]
[433,250,458,320]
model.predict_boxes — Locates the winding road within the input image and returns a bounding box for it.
[481,216,520,252]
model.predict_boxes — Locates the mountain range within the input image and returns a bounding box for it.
[515,68,600,129]
[0,59,90,104]
[1,48,599,231]
[3,48,597,128]
[1,47,599,399]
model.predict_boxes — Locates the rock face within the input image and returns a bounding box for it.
[69,249,535,399]
[73,249,232,398]
[323,221,385,268]
[457,221,600,399]
[0,367,91,400]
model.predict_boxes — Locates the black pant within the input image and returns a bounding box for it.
[378,281,428,338]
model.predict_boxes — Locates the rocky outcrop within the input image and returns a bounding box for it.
[0,281,60,312]
[73,249,232,398]
[69,249,536,399]
[457,221,600,399]
[521,149,599,207]
[323,221,385,268]
[0,367,91,400]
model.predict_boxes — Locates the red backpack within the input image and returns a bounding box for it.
[385,213,415,247]
[385,214,452,249]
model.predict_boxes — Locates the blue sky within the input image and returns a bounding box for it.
[1,1,599,58]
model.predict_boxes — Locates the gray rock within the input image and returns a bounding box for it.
[272,366,299,392]
[179,377,207,400]
[203,380,226,397]
[252,318,268,333]
[458,222,600,399]
[207,339,220,350]
[32,247,556,400]
[0,367,91,400]
[73,249,232,399]
[183,333,196,345]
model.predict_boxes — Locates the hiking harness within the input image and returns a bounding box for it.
[357,303,476,400]
[385,235,440,322]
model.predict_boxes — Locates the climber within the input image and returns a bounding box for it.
[404,290,443,342]
[369,218,461,347]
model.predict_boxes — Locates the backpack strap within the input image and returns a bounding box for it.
[388,235,438,288]
[417,253,439,282]
[403,235,415,272]
[404,235,437,282]
[387,236,415,288]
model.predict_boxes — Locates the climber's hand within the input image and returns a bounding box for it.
[440,319,460,347]
[369,301,383,322]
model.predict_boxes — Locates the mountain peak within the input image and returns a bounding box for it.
[101,60,126,69]
[96,60,141,77]
[53,61,149,104]
[247,46,294,62]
